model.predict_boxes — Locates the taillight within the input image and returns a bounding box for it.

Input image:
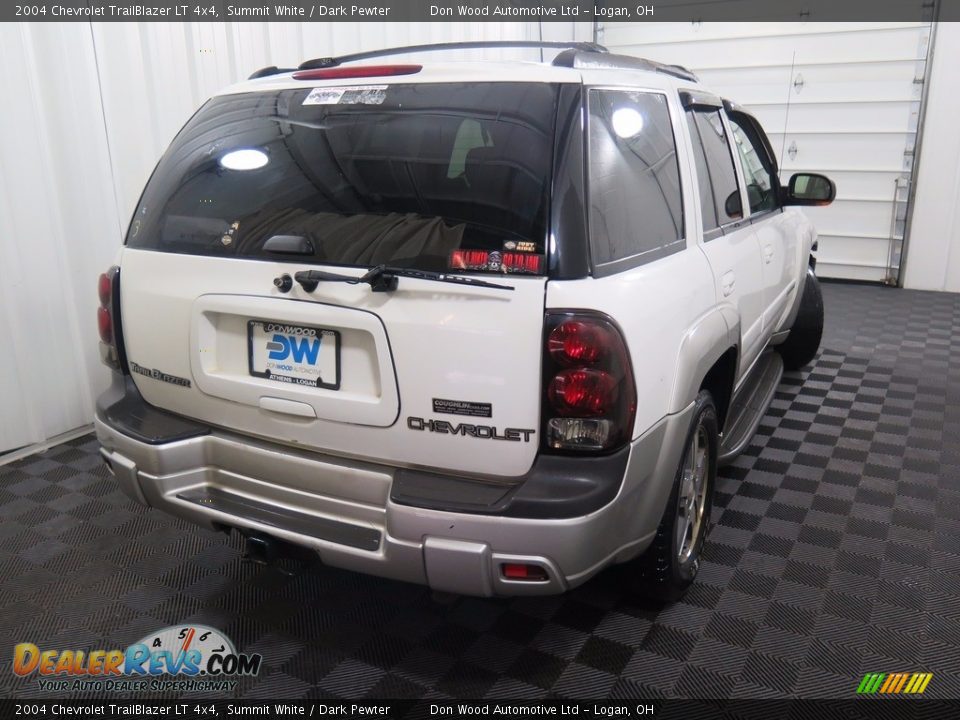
[548,369,617,416]
[97,273,112,307]
[97,306,112,343]
[97,266,126,373]
[542,312,636,453]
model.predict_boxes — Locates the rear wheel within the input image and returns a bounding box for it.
[631,390,718,603]
[778,268,824,371]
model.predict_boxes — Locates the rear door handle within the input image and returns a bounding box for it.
[720,271,735,297]
[762,245,774,263]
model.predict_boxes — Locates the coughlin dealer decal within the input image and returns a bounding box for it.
[12,625,261,693]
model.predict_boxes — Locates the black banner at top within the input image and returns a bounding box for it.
[2,0,953,23]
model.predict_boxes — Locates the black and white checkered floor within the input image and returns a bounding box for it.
[2,282,960,700]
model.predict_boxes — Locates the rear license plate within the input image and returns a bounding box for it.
[248,320,340,390]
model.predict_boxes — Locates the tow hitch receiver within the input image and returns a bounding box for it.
[243,535,278,565]
[240,532,315,575]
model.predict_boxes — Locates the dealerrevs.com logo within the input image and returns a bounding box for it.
[13,625,261,693]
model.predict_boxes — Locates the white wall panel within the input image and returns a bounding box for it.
[0,20,590,453]
[902,23,960,292]
[0,23,116,453]
[599,21,932,283]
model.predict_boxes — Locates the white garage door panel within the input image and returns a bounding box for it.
[815,235,892,281]
[750,103,914,135]
[600,21,931,282]
[816,264,888,282]
[817,235,891,263]
[769,132,911,171]
[607,27,926,70]
[723,82,920,107]
[803,202,892,238]
[697,57,919,84]
[600,22,925,46]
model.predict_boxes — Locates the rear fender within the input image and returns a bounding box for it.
[669,307,739,416]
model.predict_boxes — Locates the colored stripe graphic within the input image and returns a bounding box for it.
[857,673,883,693]
[879,673,897,693]
[893,673,909,693]
[857,672,932,694]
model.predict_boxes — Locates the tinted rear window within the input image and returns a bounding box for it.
[126,83,559,275]
[587,89,684,272]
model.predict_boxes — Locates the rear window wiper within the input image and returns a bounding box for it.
[294,265,514,293]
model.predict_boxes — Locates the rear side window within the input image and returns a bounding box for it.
[587,89,684,273]
[126,83,559,275]
[686,109,742,234]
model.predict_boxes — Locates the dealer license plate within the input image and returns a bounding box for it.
[248,320,340,390]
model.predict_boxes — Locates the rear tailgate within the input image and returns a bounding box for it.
[120,250,545,477]
[117,80,559,478]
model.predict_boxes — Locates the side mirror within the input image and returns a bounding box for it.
[783,173,835,206]
[724,190,743,220]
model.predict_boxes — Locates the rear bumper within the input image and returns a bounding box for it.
[95,382,690,597]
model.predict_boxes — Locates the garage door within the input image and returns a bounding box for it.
[598,22,933,282]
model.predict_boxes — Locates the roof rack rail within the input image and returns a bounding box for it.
[298,40,608,70]
[554,49,698,82]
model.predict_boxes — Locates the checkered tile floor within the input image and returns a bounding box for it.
[2,282,960,700]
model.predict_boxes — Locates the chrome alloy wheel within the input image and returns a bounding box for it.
[676,424,709,564]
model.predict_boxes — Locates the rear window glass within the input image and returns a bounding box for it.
[587,89,684,272]
[126,83,559,275]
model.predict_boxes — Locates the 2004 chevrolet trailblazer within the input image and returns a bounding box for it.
[95,41,833,601]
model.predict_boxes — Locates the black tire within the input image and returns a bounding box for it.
[631,390,718,604]
[778,268,824,371]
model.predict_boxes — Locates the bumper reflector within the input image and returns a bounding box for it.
[502,563,548,581]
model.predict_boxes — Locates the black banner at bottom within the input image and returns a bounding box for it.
[0,699,955,720]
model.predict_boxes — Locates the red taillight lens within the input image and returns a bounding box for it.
[97,306,113,343]
[98,272,112,307]
[97,266,125,372]
[292,64,422,81]
[542,312,636,453]
[548,369,616,416]
[548,321,613,365]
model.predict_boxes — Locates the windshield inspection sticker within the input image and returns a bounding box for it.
[433,398,493,418]
[303,85,388,106]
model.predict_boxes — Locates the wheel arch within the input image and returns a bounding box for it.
[698,346,738,433]
[669,307,740,423]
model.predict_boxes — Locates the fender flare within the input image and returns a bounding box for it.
[777,265,816,339]
[669,305,740,415]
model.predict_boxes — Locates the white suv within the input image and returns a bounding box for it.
[94,41,833,602]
